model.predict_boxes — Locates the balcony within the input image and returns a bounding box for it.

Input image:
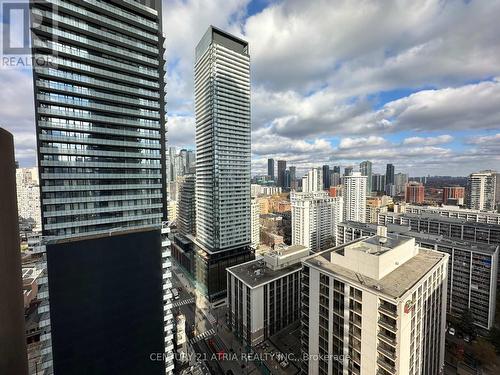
[377,358,396,374]
[378,318,397,332]
[377,331,396,347]
[377,344,396,361]
[379,304,398,319]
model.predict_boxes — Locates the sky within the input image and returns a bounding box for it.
[2,0,500,177]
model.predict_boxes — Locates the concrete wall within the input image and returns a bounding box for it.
[0,128,29,375]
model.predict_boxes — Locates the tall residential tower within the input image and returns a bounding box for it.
[30,1,173,373]
[194,26,253,300]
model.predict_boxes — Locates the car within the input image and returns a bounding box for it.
[448,327,456,336]
[171,288,180,300]
[464,335,471,343]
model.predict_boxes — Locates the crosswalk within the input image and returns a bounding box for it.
[172,297,195,308]
[190,328,215,344]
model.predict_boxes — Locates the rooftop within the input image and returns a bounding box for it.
[340,221,499,255]
[384,212,500,229]
[228,257,302,288]
[305,239,446,300]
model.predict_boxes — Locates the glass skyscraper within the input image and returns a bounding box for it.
[32,0,167,240]
[194,26,253,300]
[30,1,173,373]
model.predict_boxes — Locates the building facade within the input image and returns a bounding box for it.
[405,182,424,204]
[301,234,448,375]
[227,245,307,346]
[291,191,343,253]
[442,186,465,206]
[468,171,497,211]
[400,204,500,224]
[277,160,287,188]
[343,172,367,223]
[16,167,42,232]
[268,158,275,180]
[251,197,260,249]
[302,167,323,193]
[360,161,372,194]
[194,26,253,300]
[386,164,395,185]
[337,221,498,331]
[30,1,173,373]
[177,174,196,236]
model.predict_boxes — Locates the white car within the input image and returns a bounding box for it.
[448,328,456,336]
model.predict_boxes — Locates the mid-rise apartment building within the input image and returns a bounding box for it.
[400,204,500,224]
[337,221,498,330]
[301,233,448,375]
[227,245,307,346]
[16,167,42,231]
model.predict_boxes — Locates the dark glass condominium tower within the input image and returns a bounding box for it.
[30,1,173,373]
[194,26,253,301]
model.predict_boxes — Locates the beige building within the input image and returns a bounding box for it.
[16,167,41,231]
[366,196,392,224]
[251,197,260,249]
[301,230,448,375]
[227,244,308,346]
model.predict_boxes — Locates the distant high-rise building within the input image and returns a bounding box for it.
[372,173,386,192]
[291,191,343,253]
[30,1,173,373]
[251,197,260,249]
[177,175,196,236]
[330,171,341,187]
[359,161,372,194]
[0,128,29,375]
[15,167,42,231]
[277,160,287,187]
[268,158,275,180]
[386,163,395,185]
[302,168,323,193]
[333,166,341,174]
[442,186,465,206]
[344,166,353,176]
[405,182,425,204]
[322,165,330,189]
[395,173,409,195]
[343,172,367,223]
[468,171,497,211]
[289,166,297,190]
[194,26,253,300]
[301,233,448,375]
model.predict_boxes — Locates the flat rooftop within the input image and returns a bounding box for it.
[340,221,499,255]
[228,258,302,288]
[385,212,500,229]
[305,238,447,300]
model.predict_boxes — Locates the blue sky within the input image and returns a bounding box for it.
[1,0,500,176]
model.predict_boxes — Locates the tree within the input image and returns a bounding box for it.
[458,308,477,337]
[472,337,497,366]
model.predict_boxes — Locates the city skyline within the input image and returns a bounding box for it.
[3,0,500,176]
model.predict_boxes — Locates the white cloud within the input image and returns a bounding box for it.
[403,135,454,146]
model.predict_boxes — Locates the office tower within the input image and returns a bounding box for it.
[386,163,395,185]
[333,165,341,174]
[344,166,353,176]
[405,181,425,204]
[16,167,42,231]
[343,172,367,223]
[338,222,499,331]
[194,26,253,300]
[442,186,465,205]
[227,244,307,345]
[30,1,173,373]
[322,165,330,189]
[372,173,386,192]
[291,191,343,252]
[302,167,323,193]
[268,158,275,180]
[395,172,409,195]
[468,171,497,211]
[359,160,372,194]
[186,150,196,173]
[0,129,29,375]
[284,169,291,189]
[330,171,341,187]
[177,174,196,236]
[250,197,260,249]
[301,233,448,375]
[277,160,287,187]
[289,166,297,190]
